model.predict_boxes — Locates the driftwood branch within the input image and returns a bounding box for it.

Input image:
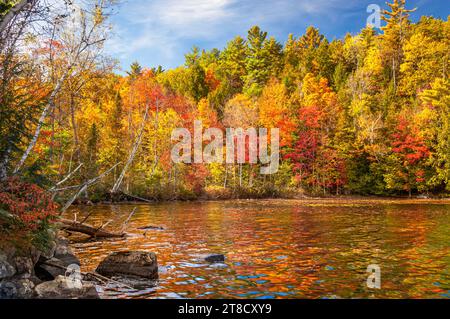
[121,207,137,233]
[57,218,125,238]
[79,212,94,225]
[94,220,113,232]
[123,192,153,203]
[51,163,83,191]
[50,184,85,193]
[61,163,121,213]
[58,205,138,239]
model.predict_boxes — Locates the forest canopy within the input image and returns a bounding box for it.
[0,0,449,203]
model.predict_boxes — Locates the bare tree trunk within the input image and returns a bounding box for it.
[0,163,8,181]
[239,163,242,188]
[13,73,68,174]
[154,99,159,164]
[50,163,83,191]
[70,93,80,161]
[223,165,228,188]
[0,0,34,34]
[0,146,12,181]
[111,102,150,194]
[392,57,396,91]
[49,102,55,162]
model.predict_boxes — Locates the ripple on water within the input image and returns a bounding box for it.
[66,200,450,299]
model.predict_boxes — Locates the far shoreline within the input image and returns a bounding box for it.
[67,195,450,208]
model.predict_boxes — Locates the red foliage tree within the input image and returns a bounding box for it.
[388,116,431,195]
[0,177,58,231]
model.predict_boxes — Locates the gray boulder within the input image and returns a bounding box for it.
[96,251,158,279]
[0,253,16,279]
[54,238,72,256]
[0,280,18,299]
[54,239,80,266]
[35,276,99,299]
[40,240,57,260]
[0,278,35,299]
[13,256,34,276]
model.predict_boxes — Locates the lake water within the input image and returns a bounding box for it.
[66,199,450,299]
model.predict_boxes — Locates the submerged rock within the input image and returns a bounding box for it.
[204,254,225,263]
[138,225,164,230]
[96,251,158,280]
[35,276,99,299]
[208,263,228,269]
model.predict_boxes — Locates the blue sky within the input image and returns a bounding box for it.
[105,0,449,72]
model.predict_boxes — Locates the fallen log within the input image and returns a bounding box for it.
[58,218,125,238]
[122,192,154,203]
[108,191,154,203]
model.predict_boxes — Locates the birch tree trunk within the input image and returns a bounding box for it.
[70,93,80,161]
[0,0,34,34]
[223,164,228,188]
[0,146,12,181]
[13,72,68,174]
[239,163,242,188]
[111,102,151,194]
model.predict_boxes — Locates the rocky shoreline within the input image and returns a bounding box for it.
[0,234,160,299]
[0,234,95,299]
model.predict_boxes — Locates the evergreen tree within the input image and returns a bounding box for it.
[184,47,208,102]
[218,36,248,92]
[381,0,416,90]
[127,61,143,81]
[421,78,450,191]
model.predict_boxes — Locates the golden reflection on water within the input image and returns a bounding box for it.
[65,199,450,299]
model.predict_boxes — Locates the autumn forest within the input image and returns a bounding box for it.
[0,0,450,245]
[0,0,449,302]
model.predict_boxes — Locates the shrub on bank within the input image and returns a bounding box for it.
[0,177,58,251]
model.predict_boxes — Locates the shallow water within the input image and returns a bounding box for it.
[66,199,450,299]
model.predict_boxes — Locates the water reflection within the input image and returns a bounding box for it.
[65,199,450,299]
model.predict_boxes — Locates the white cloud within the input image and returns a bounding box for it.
[156,0,234,25]
[105,0,363,69]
